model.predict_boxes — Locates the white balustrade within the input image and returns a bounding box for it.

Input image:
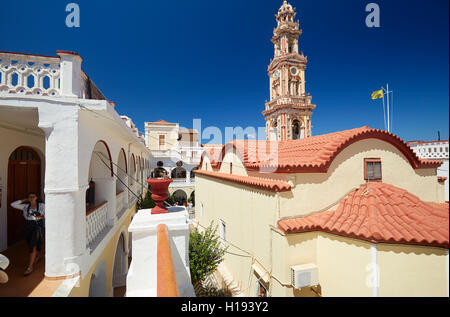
[0,52,60,96]
[86,201,108,247]
[0,51,105,100]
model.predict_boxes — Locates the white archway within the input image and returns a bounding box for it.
[112,232,128,289]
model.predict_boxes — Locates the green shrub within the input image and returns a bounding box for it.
[189,223,227,284]
[136,186,156,210]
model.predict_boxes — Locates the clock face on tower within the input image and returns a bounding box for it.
[290,67,298,76]
[273,70,280,80]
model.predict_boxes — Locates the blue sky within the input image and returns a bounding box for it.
[1,0,448,143]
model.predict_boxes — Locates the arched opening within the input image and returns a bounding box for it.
[7,146,42,246]
[116,149,127,194]
[129,154,136,203]
[292,119,304,140]
[88,258,107,297]
[86,141,113,248]
[171,161,186,179]
[190,167,198,179]
[189,191,195,207]
[87,141,113,210]
[172,189,187,206]
[112,233,128,297]
[138,157,143,195]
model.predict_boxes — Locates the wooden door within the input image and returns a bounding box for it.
[7,147,41,246]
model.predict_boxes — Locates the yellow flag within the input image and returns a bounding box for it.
[371,89,384,100]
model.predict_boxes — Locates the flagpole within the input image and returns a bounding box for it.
[381,87,387,131]
[386,83,390,133]
[391,89,394,133]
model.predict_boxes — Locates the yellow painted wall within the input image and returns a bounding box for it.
[219,150,248,176]
[68,205,135,297]
[377,244,448,297]
[195,137,447,297]
[315,234,372,297]
[279,139,444,218]
[275,233,448,297]
[146,126,178,151]
[195,175,278,296]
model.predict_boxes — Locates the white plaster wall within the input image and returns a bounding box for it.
[1,97,152,278]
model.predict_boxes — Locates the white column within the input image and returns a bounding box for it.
[57,50,83,98]
[38,104,86,278]
[186,168,191,184]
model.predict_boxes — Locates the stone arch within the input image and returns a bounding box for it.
[129,154,136,186]
[112,231,128,289]
[90,140,113,178]
[189,190,195,207]
[171,161,187,179]
[172,189,188,205]
[291,119,304,139]
[87,141,114,208]
[116,148,127,194]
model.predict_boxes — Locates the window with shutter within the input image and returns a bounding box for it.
[364,158,382,181]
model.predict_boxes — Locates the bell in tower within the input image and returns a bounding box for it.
[263,1,316,141]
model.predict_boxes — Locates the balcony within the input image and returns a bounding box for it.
[263,95,316,115]
[0,51,106,100]
[86,201,109,249]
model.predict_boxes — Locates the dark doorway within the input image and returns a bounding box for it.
[7,147,41,246]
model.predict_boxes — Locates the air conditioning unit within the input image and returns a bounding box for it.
[291,263,319,289]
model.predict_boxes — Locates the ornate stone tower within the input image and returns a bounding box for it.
[263,1,316,141]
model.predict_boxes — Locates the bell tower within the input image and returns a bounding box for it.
[263,1,316,141]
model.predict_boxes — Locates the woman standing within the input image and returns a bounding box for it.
[10,192,45,276]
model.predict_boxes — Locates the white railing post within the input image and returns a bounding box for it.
[56,50,82,98]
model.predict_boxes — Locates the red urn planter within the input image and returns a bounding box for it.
[146,178,173,214]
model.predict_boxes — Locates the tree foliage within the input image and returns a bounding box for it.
[136,185,156,210]
[189,223,227,283]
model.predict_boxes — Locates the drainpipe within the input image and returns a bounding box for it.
[370,244,379,297]
[447,249,449,297]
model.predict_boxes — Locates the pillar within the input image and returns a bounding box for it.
[57,51,82,98]
[38,104,86,277]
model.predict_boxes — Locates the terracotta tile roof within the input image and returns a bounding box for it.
[278,182,449,248]
[148,120,176,125]
[223,127,442,173]
[438,176,447,183]
[200,145,224,169]
[194,170,291,192]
